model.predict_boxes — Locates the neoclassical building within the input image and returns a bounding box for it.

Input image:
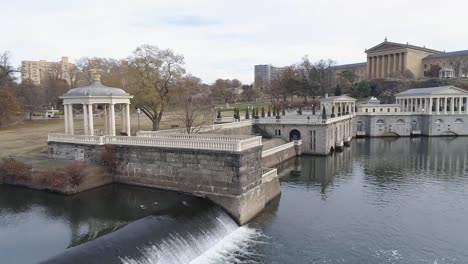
[335,39,468,81]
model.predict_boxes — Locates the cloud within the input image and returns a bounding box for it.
[2,0,468,84]
[164,16,218,27]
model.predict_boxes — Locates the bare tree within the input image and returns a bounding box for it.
[299,56,336,97]
[128,44,185,130]
[0,51,16,87]
[17,79,45,119]
[174,75,213,133]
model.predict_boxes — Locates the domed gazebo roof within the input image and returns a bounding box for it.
[60,73,133,104]
[64,80,130,97]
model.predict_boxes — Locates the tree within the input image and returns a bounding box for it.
[17,79,45,119]
[127,45,185,130]
[174,75,213,134]
[210,79,238,103]
[240,87,262,102]
[334,85,342,96]
[425,64,441,78]
[299,56,337,97]
[0,51,16,87]
[357,80,371,98]
[43,78,69,109]
[0,88,20,126]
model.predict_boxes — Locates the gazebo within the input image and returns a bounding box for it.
[60,72,134,136]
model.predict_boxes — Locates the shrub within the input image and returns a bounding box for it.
[66,161,86,188]
[41,168,67,189]
[99,145,118,174]
[0,158,32,183]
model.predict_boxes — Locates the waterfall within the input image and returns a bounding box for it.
[41,203,263,264]
[120,209,262,264]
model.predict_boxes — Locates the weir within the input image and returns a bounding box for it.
[48,133,280,225]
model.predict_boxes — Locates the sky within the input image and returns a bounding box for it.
[3,0,468,84]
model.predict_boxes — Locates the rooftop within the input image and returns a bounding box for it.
[63,80,130,97]
[396,86,468,96]
[424,50,468,60]
[335,62,367,70]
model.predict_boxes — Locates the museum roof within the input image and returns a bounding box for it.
[395,86,468,96]
[424,50,468,60]
[366,40,440,54]
[334,62,367,70]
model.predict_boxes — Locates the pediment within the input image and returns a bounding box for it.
[433,86,468,95]
[367,42,406,53]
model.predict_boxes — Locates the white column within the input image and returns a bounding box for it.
[83,104,88,135]
[88,103,94,136]
[64,104,69,134]
[444,97,447,114]
[458,97,462,114]
[121,105,126,133]
[451,97,455,114]
[428,97,433,114]
[436,98,440,115]
[466,97,468,115]
[110,103,116,136]
[104,105,108,135]
[68,104,74,135]
[126,103,131,136]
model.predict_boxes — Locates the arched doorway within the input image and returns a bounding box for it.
[289,129,301,141]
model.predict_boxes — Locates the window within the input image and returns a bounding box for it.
[373,108,375,112]
[365,108,368,112]
[455,118,463,124]
[395,108,398,112]
[396,119,405,125]
[380,108,383,112]
[376,119,385,124]
[387,108,390,112]
[435,119,443,124]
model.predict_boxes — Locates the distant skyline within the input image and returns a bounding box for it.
[3,0,468,84]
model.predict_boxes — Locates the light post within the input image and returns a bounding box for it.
[137,108,141,131]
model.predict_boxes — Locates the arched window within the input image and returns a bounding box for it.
[435,119,443,124]
[376,119,385,124]
[455,118,463,124]
[373,108,375,112]
[396,119,405,125]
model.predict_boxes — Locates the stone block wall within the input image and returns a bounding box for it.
[112,145,263,196]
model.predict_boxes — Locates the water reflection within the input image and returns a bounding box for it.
[253,137,468,264]
[0,184,210,263]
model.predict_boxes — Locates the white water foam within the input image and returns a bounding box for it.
[119,210,263,264]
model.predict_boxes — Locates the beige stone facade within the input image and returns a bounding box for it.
[366,41,439,79]
[21,56,75,85]
[335,39,468,81]
[334,62,367,83]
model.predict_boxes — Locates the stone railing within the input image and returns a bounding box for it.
[261,140,302,158]
[48,133,105,145]
[261,168,278,183]
[49,133,262,152]
[253,115,353,125]
[136,121,252,135]
[104,135,262,152]
[135,132,253,142]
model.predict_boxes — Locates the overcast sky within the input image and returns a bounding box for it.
[3,0,468,84]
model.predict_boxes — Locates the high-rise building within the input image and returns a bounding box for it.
[254,64,287,89]
[21,56,75,85]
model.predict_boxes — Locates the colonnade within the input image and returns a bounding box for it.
[396,97,468,114]
[368,52,406,79]
[63,103,131,136]
[328,102,356,116]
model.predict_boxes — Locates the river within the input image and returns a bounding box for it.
[1,137,467,263]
